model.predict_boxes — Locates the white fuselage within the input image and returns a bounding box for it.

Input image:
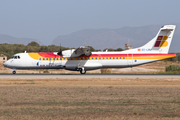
[3,51,175,71]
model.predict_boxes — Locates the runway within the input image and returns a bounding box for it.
[0,74,180,79]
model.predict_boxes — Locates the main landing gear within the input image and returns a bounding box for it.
[80,67,86,74]
[12,69,16,74]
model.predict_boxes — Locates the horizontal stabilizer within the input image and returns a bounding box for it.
[161,25,174,31]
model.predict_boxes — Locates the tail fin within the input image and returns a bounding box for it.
[140,25,176,53]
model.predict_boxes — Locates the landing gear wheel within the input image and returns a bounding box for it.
[12,71,16,74]
[80,68,86,74]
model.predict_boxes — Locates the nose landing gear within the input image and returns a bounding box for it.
[12,69,16,74]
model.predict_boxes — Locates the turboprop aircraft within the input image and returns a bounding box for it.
[3,25,176,74]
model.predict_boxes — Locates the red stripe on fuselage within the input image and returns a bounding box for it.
[80,53,175,57]
[37,52,175,58]
[38,52,60,58]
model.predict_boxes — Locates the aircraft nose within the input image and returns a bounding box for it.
[3,61,8,67]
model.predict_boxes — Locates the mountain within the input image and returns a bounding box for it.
[52,24,180,52]
[0,34,43,45]
[1,24,179,52]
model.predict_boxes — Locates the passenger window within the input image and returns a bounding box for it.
[120,57,121,59]
[57,58,59,60]
[95,57,97,60]
[113,57,115,60]
[103,57,104,60]
[46,58,48,60]
[110,57,111,59]
[92,57,94,60]
[106,57,108,60]
[116,57,118,59]
[53,58,55,60]
[50,58,51,61]
[14,56,17,59]
[99,57,101,60]
[123,57,125,59]
[18,56,20,59]
[43,58,45,60]
[39,58,41,60]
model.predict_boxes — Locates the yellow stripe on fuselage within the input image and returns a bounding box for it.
[132,56,174,60]
[28,53,40,60]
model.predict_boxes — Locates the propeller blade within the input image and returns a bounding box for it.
[57,42,63,56]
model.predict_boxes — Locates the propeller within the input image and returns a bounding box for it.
[57,42,63,56]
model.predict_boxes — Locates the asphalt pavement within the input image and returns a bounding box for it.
[0,74,180,79]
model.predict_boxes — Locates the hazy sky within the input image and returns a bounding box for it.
[0,0,179,45]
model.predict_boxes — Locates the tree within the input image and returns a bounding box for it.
[114,48,124,51]
[87,46,96,51]
[48,45,59,52]
[103,48,115,51]
[103,48,124,51]
[39,46,49,52]
[27,41,40,46]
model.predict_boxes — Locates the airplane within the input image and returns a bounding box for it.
[3,25,176,74]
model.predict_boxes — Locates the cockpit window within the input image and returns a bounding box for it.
[11,55,20,59]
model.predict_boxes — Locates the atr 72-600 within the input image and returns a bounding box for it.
[3,25,176,74]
